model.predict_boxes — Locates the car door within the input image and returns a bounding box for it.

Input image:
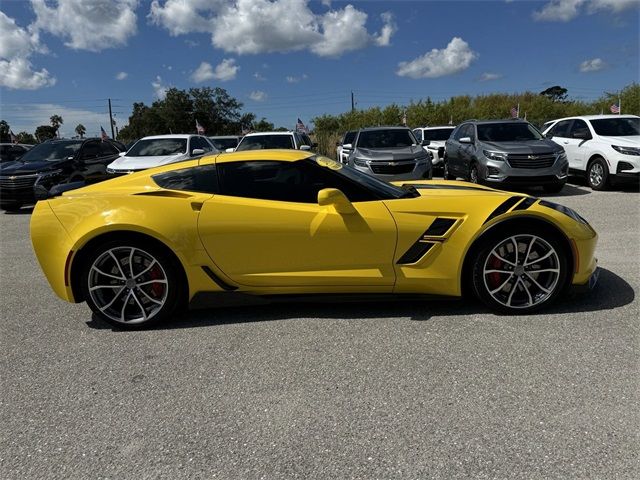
[565,119,592,171]
[95,141,122,180]
[546,120,578,169]
[449,124,471,175]
[197,158,397,289]
[76,141,102,182]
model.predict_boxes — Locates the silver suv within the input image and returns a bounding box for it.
[444,120,568,193]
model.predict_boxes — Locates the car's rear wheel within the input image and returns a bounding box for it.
[443,158,455,180]
[81,240,182,329]
[469,164,480,184]
[587,157,609,190]
[471,228,569,313]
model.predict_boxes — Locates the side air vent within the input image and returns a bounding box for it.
[424,218,456,237]
[397,242,435,265]
[134,190,193,199]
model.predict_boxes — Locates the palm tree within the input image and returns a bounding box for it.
[50,115,63,137]
[75,124,86,138]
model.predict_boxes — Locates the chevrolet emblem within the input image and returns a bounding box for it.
[10,176,16,180]
[528,155,536,160]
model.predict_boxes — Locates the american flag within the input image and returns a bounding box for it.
[610,103,620,114]
[510,106,519,118]
[195,119,205,134]
[9,129,17,144]
[296,118,308,133]
[100,126,109,141]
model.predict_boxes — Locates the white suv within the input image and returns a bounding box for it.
[412,126,455,168]
[542,115,639,190]
[229,131,315,152]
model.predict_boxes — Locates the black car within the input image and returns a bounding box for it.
[0,138,125,211]
[0,143,32,163]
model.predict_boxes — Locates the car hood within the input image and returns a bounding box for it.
[601,135,640,146]
[108,153,187,171]
[353,146,427,161]
[426,140,447,148]
[481,139,561,154]
[0,159,68,175]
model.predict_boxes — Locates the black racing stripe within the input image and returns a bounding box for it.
[483,196,525,224]
[512,196,538,211]
[402,183,489,191]
[397,241,435,265]
[425,218,456,237]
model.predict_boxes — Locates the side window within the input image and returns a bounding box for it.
[152,165,218,193]
[549,120,572,138]
[80,142,100,159]
[454,124,469,140]
[413,129,423,142]
[217,160,377,203]
[569,119,591,139]
[99,142,119,156]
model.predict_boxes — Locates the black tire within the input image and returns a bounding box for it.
[543,182,566,194]
[587,157,609,191]
[443,158,455,180]
[1,203,22,212]
[470,225,569,314]
[80,239,183,329]
[468,163,480,184]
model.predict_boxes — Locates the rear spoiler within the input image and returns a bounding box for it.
[34,181,86,200]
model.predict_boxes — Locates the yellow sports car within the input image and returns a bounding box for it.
[31,150,599,328]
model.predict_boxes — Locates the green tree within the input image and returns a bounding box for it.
[16,132,37,144]
[35,125,57,142]
[540,85,568,102]
[75,124,86,138]
[50,114,63,136]
[0,120,10,142]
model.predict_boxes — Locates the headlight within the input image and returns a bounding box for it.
[612,145,640,156]
[353,158,368,167]
[483,150,507,161]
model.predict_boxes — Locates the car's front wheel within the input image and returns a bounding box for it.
[469,164,480,184]
[471,227,569,313]
[443,158,455,180]
[587,157,609,190]
[81,240,183,329]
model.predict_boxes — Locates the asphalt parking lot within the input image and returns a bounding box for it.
[1,180,638,479]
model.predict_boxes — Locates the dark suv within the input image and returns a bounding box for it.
[444,120,568,192]
[0,138,125,211]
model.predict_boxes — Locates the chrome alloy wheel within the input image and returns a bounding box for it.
[87,246,169,324]
[482,234,560,309]
[589,162,604,187]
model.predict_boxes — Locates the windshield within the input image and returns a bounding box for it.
[18,141,83,162]
[209,137,239,150]
[423,128,455,141]
[313,156,415,199]
[590,117,639,136]
[127,138,187,156]
[236,135,294,151]
[477,123,543,142]
[357,129,416,149]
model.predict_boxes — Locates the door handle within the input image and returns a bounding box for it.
[563,141,569,144]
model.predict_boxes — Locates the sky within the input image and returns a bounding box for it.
[0,0,638,138]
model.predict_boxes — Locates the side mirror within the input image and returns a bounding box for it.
[299,145,311,151]
[459,137,473,144]
[118,151,127,157]
[225,148,235,153]
[421,139,430,146]
[545,133,554,139]
[342,143,353,150]
[192,148,205,156]
[317,188,356,214]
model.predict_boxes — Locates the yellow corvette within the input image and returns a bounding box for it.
[31,150,599,328]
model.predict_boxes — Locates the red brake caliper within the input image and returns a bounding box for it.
[149,265,165,298]
[488,252,503,289]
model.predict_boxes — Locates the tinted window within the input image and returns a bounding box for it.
[81,142,100,159]
[569,119,591,139]
[548,120,572,138]
[99,142,119,156]
[476,122,543,142]
[236,135,294,151]
[190,136,212,154]
[300,133,313,146]
[423,128,455,141]
[217,159,380,203]
[209,137,239,150]
[19,141,83,162]
[590,117,639,136]
[128,138,187,156]
[357,129,416,149]
[343,131,356,144]
[152,165,218,193]
[413,129,423,142]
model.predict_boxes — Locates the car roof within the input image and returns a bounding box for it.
[243,131,295,137]
[359,126,411,132]
[209,135,241,139]
[415,125,456,129]
[463,119,530,125]
[139,134,199,140]
[202,149,314,165]
[545,114,639,123]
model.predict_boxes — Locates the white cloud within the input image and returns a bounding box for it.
[579,58,607,72]
[249,90,267,102]
[191,62,215,82]
[31,0,138,51]
[115,71,128,80]
[152,75,168,99]
[253,72,266,81]
[397,37,478,79]
[286,74,308,83]
[149,0,396,57]
[533,0,639,21]
[0,12,54,90]
[479,72,503,81]
[213,58,239,81]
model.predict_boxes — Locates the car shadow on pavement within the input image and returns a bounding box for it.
[2,207,34,215]
[86,267,634,331]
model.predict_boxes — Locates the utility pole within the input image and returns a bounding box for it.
[108,98,115,138]
[351,91,355,112]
